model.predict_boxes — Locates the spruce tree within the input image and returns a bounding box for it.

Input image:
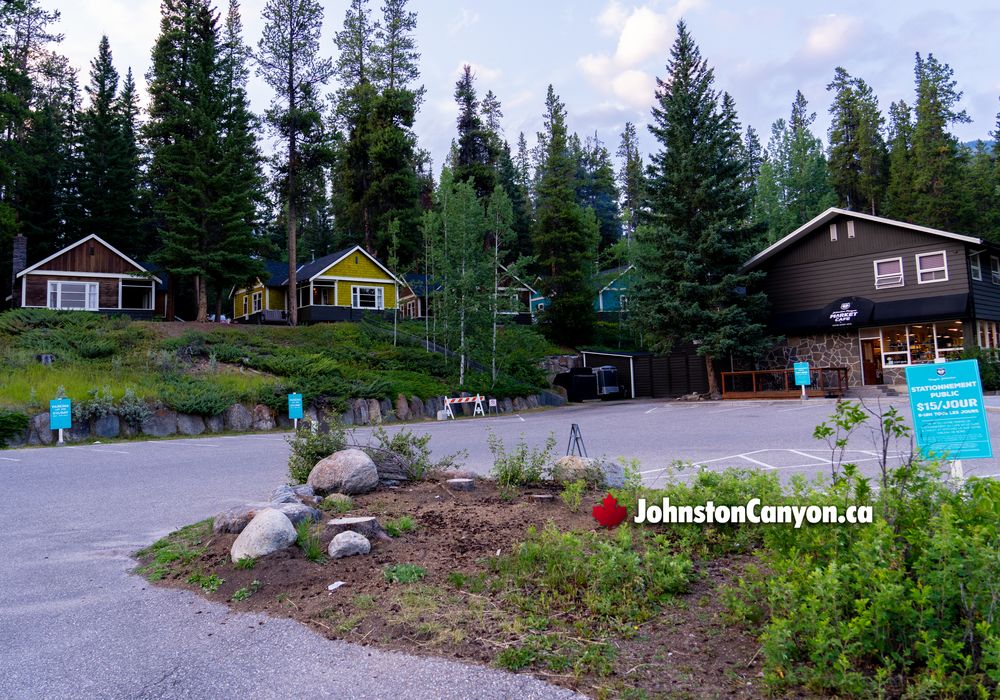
[635,21,767,397]
[453,65,495,199]
[826,67,888,214]
[532,85,598,346]
[616,121,645,241]
[256,0,333,325]
[885,100,916,221]
[576,133,622,252]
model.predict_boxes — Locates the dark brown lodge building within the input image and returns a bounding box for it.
[744,208,1000,389]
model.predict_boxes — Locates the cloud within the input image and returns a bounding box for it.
[579,0,703,111]
[802,15,863,59]
[449,8,480,36]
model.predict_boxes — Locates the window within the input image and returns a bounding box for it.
[47,281,98,310]
[992,256,1000,285]
[242,296,248,317]
[873,257,904,288]
[313,285,335,306]
[252,291,262,313]
[916,251,948,283]
[847,220,856,238]
[351,285,383,309]
[829,224,838,241]
[120,280,153,310]
[872,321,964,366]
[971,253,983,281]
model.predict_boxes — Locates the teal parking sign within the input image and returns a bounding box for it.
[906,360,992,460]
[288,393,304,420]
[49,399,72,430]
[793,362,811,386]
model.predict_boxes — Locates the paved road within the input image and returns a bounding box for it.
[3,397,999,698]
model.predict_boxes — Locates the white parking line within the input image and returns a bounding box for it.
[777,404,822,412]
[0,456,20,462]
[645,407,659,414]
[65,446,130,455]
[786,449,829,463]
[738,454,775,469]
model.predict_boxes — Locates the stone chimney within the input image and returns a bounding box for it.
[11,234,27,308]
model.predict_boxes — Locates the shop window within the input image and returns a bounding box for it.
[916,251,948,283]
[873,257,904,288]
[881,325,909,366]
[935,321,964,356]
[908,325,934,364]
[971,253,982,281]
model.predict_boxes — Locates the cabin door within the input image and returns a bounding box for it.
[861,339,883,385]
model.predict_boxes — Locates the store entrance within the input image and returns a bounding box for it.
[861,339,883,385]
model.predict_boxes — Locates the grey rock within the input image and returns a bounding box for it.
[551,455,601,486]
[527,395,540,409]
[502,397,514,413]
[539,389,567,407]
[327,531,371,559]
[512,397,527,411]
[276,415,294,429]
[340,407,355,426]
[269,484,316,504]
[395,395,411,421]
[204,413,224,433]
[93,413,120,439]
[274,502,321,527]
[119,420,140,438]
[367,398,382,424]
[252,404,276,431]
[601,459,625,489]
[65,422,90,443]
[307,448,379,496]
[224,404,253,432]
[352,398,369,426]
[408,396,424,420]
[176,414,205,436]
[141,409,177,438]
[29,413,53,445]
[230,508,297,562]
[4,426,26,448]
[213,502,272,535]
[326,516,391,542]
[380,399,395,423]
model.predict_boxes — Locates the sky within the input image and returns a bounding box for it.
[45,0,1000,174]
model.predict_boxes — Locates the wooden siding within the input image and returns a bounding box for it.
[970,255,1000,321]
[334,281,396,308]
[268,287,285,311]
[762,216,970,314]
[24,275,119,308]
[316,251,392,282]
[36,238,141,274]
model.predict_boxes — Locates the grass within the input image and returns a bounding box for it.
[231,580,262,601]
[384,515,417,537]
[383,563,426,584]
[296,520,326,564]
[234,556,256,570]
[187,572,225,593]
[135,519,213,581]
[319,495,354,514]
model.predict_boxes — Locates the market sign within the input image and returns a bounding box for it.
[906,360,992,460]
[820,296,875,329]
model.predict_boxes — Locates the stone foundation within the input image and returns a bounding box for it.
[762,332,862,387]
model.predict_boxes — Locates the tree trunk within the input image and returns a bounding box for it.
[286,60,298,327]
[705,353,721,399]
[196,275,208,322]
[215,292,223,323]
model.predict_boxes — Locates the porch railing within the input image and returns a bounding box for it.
[721,367,849,400]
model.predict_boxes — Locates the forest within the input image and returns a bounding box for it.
[0,0,997,362]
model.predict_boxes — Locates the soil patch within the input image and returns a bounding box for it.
[136,481,765,698]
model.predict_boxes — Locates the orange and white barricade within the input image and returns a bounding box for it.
[443,394,485,419]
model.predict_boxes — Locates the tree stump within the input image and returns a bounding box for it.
[325,516,392,542]
[446,478,475,491]
[530,494,554,505]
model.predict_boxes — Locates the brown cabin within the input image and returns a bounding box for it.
[12,234,166,319]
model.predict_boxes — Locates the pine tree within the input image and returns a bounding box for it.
[616,121,645,242]
[577,133,621,251]
[256,0,333,325]
[533,85,598,345]
[453,65,495,199]
[635,21,767,397]
[885,100,916,221]
[826,67,888,214]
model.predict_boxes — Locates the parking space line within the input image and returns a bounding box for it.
[777,404,820,412]
[786,449,829,463]
[738,454,775,469]
[645,407,659,414]
[0,456,20,462]
[65,446,130,455]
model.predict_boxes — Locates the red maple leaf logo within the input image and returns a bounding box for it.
[592,493,627,528]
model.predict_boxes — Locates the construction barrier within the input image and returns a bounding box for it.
[443,394,485,419]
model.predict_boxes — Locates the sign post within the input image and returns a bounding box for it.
[49,398,72,445]
[906,359,992,481]
[287,393,304,431]
[793,361,811,400]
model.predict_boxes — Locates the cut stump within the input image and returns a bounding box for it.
[530,494,555,505]
[446,478,475,491]
[326,516,391,542]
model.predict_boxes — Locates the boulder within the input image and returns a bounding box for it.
[352,398,369,426]
[65,422,90,443]
[326,516,391,542]
[230,508,297,562]
[512,397,527,412]
[270,483,316,504]
[367,399,382,424]
[408,396,424,420]
[93,413,121,439]
[307,448,379,495]
[366,448,411,484]
[601,460,626,489]
[214,502,272,535]
[551,455,603,486]
[224,403,253,432]
[119,420,140,439]
[276,415,294,430]
[424,397,439,416]
[380,399,395,423]
[274,502,322,527]
[328,531,371,559]
[142,409,177,438]
[395,395,411,421]
[539,389,567,407]
[176,414,205,436]
[205,413,225,433]
[502,398,514,413]
[29,413,53,445]
[527,395,540,409]
[252,404,275,431]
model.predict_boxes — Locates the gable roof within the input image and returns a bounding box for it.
[498,264,538,295]
[400,273,443,297]
[741,207,982,272]
[16,234,162,283]
[263,260,289,285]
[280,245,400,285]
[597,264,634,293]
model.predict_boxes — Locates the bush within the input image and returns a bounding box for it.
[286,422,347,484]
[487,429,556,495]
[73,387,115,424]
[383,563,426,584]
[117,388,151,429]
[365,425,463,481]
[159,377,235,416]
[0,410,29,446]
[962,346,1000,391]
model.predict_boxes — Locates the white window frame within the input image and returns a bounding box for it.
[252,291,263,313]
[351,285,384,310]
[971,253,982,281]
[991,256,1000,285]
[242,296,248,317]
[916,251,948,284]
[873,257,904,289]
[47,280,99,311]
[829,224,838,241]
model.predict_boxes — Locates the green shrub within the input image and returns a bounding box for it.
[159,376,235,416]
[73,387,115,424]
[117,388,151,429]
[286,422,347,484]
[487,429,556,495]
[296,520,326,563]
[383,563,426,584]
[559,480,587,512]
[366,425,463,481]
[0,410,29,446]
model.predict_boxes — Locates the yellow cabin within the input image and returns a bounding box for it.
[232,247,400,324]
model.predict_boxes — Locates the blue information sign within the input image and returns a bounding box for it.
[906,360,992,460]
[288,393,304,420]
[793,362,811,386]
[49,398,72,430]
